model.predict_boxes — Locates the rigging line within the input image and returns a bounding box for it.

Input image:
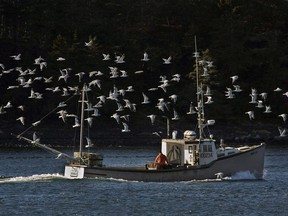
[72,93,81,153]
[17,93,77,138]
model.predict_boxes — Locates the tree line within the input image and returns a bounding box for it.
[0,0,288,125]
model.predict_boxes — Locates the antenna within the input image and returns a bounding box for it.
[194,36,203,140]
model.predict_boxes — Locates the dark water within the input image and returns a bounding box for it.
[0,145,288,216]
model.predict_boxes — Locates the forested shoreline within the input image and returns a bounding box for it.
[1,0,288,146]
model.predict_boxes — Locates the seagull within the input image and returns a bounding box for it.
[264,105,272,113]
[172,109,180,120]
[256,100,264,108]
[72,117,80,128]
[147,114,156,125]
[111,113,120,124]
[249,93,258,104]
[204,86,212,96]
[32,132,40,144]
[39,61,47,71]
[34,56,44,65]
[17,105,25,111]
[51,86,61,93]
[118,89,126,97]
[259,92,268,101]
[10,53,21,60]
[141,93,150,104]
[207,61,213,68]
[89,79,101,89]
[171,74,181,82]
[89,71,98,77]
[57,110,67,122]
[56,153,64,159]
[126,86,134,92]
[201,67,209,77]
[0,63,5,70]
[102,53,110,61]
[91,108,101,117]
[2,68,14,74]
[159,75,167,83]
[162,56,172,64]
[225,88,235,99]
[58,69,70,82]
[16,116,25,125]
[274,87,282,92]
[107,90,118,101]
[158,83,168,93]
[61,88,70,97]
[278,127,287,137]
[120,114,130,122]
[7,85,19,90]
[57,101,67,108]
[85,137,94,148]
[169,94,178,103]
[97,95,106,104]
[85,40,93,47]
[115,102,124,112]
[66,113,77,118]
[156,100,168,112]
[85,102,95,112]
[85,117,94,127]
[251,88,257,95]
[0,106,6,115]
[32,120,41,126]
[118,70,127,78]
[215,172,223,180]
[193,52,200,58]
[148,87,158,91]
[233,85,242,92]
[205,96,214,104]
[152,131,163,138]
[75,72,85,82]
[278,114,287,123]
[56,57,66,61]
[115,54,125,63]
[121,122,130,132]
[187,102,196,115]
[109,67,119,78]
[134,70,144,74]
[3,101,12,109]
[230,75,238,84]
[283,92,288,98]
[245,111,254,120]
[44,76,53,83]
[141,52,150,61]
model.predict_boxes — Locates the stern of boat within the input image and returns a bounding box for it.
[64,165,85,179]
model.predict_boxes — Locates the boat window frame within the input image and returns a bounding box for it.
[202,144,212,153]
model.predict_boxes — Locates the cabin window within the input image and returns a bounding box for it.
[202,145,207,152]
[202,145,212,152]
[188,146,193,153]
[207,145,212,152]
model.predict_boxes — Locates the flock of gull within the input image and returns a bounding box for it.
[0,39,287,143]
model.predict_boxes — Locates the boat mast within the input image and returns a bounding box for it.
[194,36,203,140]
[79,85,86,156]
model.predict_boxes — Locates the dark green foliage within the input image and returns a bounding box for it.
[0,0,288,126]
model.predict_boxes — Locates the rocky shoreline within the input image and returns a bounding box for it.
[0,121,286,148]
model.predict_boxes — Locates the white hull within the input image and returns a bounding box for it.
[65,143,265,182]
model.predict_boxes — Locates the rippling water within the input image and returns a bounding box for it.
[1,145,288,216]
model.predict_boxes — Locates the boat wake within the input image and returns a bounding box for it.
[185,171,258,183]
[223,171,257,181]
[0,173,67,183]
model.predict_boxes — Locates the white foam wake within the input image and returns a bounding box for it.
[0,173,66,183]
[223,171,257,180]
